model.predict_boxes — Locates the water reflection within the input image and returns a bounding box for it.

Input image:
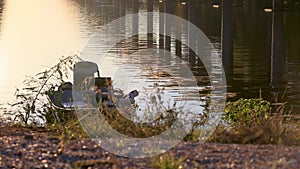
[79,9,223,124]
[96,0,300,114]
[0,0,83,103]
[221,4,234,86]
[271,11,285,95]
[0,0,300,115]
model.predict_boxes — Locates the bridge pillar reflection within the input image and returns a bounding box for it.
[159,1,165,49]
[273,0,283,11]
[271,11,284,93]
[221,0,234,85]
[147,0,153,48]
[132,0,139,49]
[188,0,196,68]
[222,0,232,8]
[113,0,120,19]
[175,2,186,58]
[165,0,172,52]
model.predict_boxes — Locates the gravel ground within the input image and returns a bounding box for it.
[0,126,300,169]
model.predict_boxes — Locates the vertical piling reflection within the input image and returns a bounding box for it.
[147,0,153,48]
[175,2,185,58]
[159,1,165,49]
[271,11,285,92]
[273,0,283,11]
[165,1,171,52]
[120,0,126,17]
[113,0,120,19]
[132,0,139,49]
[221,1,234,86]
[188,1,196,68]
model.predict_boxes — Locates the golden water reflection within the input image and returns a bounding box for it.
[0,0,83,102]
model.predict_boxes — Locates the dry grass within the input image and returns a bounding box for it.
[44,98,300,146]
[209,99,300,146]
[151,153,184,169]
[45,106,180,141]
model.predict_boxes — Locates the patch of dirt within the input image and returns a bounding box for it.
[0,126,300,168]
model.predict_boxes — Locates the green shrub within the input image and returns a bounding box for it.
[210,98,300,145]
[224,98,270,126]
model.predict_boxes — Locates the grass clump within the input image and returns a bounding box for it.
[45,117,87,140]
[209,98,300,145]
[151,153,184,169]
[71,159,119,169]
[44,104,180,141]
[224,98,270,125]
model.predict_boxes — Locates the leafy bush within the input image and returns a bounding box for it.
[224,98,270,126]
[210,98,300,145]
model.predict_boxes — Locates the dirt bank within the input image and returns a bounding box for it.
[0,126,299,168]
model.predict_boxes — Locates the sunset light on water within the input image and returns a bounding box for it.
[0,0,83,103]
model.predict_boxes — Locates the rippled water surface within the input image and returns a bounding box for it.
[0,0,300,114]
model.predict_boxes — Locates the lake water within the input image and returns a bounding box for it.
[0,0,300,115]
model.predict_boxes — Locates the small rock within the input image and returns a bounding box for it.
[47,137,61,144]
[24,134,34,140]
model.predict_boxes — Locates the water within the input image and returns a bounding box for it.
[0,0,299,115]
